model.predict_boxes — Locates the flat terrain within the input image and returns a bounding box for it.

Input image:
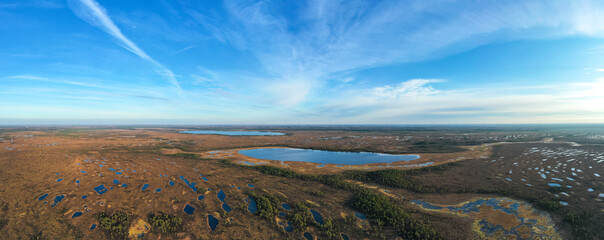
[0,126,602,239]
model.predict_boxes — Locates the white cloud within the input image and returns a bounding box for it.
[173,45,197,55]
[68,0,183,96]
[7,75,48,80]
[190,74,214,85]
[370,79,444,98]
[341,77,354,83]
[266,79,314,107]
[187,0,604,106]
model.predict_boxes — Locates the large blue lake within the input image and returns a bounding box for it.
[239,148,420,165]
[180,130,285,136]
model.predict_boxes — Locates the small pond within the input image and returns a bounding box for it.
[208,215,219,230]
[247,196,258,213]
[239,148,420,165]
[183,204,195,215]
[309,209,324,225]
[279,221,293,232]
[51,195,65,207]
[341,233,350,240]
[303,232,313,240]
[38,193,49,201]
[354,212,367,220]
[179,176,197,192]
[94,185,107,195]
[221,203,232,212]
[180,130,285,136]
[282,203,290,210]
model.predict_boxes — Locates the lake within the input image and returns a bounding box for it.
[180,130,285,136]
[239,148,420,165]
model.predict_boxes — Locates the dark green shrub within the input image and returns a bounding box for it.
[95,211,133,239]
[147,212,183,234]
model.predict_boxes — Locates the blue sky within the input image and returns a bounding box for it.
[1,0,604,124]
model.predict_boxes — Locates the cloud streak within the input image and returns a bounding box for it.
[68,0,183,96]
[186,0,604,106]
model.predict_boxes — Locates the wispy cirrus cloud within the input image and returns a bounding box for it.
[67,0,183,96]
[184,0,604,107]
[7,75,106,88]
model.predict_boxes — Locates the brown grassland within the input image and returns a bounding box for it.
[0,126,601,239]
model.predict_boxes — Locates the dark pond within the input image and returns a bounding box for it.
[303,232,313,240]
[354,211,367,220]
[239,148,420,165]
[279,221,293,232]
[141,184,150,191]
[217,190,226,202]
[179,176,197,192]
[180,130,285,136]
[222,203,232,212]
[341,233,349,240]
[183,204,195,215]
[197,195,205,201]
[38,193,49,201]
[94,185,107,195]
[51,194,65,207]
[247,196,257,213]
[216,190,231,212]
[208,215,219,230]
[90,224,97,230]
[72,212,83,218]
[282,203,291,210]
[310,209,324,225]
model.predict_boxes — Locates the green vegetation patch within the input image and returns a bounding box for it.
[289,203,313,232]
[147,212,184,234]
[248,165,440,239]
[343,163,457,194]
[169,153,199,159]
[351,189,441,240]
[546,186,565,193]
[249,193,282,222]
[95,211,134,239]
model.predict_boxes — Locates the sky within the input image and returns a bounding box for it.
[1,0,604,125]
